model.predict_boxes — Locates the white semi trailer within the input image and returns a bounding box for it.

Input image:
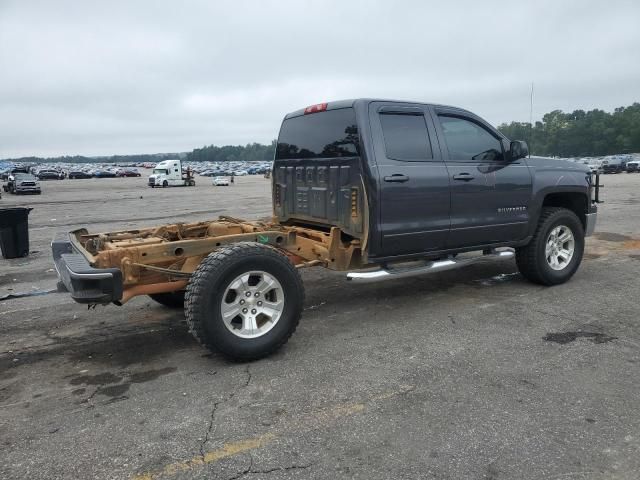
[148,160,196,188]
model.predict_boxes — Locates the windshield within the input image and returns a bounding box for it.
[276,108,359,160]
[153,169,168,175]
[15,173,35,181]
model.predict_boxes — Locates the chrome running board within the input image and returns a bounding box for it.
[346,249,515,283]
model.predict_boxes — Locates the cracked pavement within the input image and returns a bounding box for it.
[2,174,640,479]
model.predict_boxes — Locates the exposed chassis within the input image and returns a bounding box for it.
[53,216,363,305]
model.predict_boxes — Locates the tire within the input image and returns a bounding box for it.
[185,242,304,361]
[162,180,168,188]
[516,207,585,286]
[149,291,185,308]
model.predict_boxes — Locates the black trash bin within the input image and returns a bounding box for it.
[0,207,33,259]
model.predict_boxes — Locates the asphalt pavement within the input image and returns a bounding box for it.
[1,172,639,479]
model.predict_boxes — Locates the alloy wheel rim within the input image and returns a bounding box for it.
[220,271,285,339]
[545,225,575,271]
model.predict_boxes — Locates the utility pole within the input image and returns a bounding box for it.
[529,82,534,157]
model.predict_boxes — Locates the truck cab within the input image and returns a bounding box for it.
[148,159,195,187]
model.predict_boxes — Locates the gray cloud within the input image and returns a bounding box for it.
[1,0,639,157]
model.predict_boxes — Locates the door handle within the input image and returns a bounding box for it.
[384,174,410,183]
[453,173,474,181]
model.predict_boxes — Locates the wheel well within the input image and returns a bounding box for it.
[542,193,587,229]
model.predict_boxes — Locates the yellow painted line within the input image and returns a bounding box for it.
[132,385,414,480]
[132,433,275,480]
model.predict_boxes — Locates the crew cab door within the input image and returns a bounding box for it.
[431,108,532,248]
[369,102,450,257]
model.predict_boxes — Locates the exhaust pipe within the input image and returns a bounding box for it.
[346,249,515,283]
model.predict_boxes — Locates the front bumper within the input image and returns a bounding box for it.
[52,238,123,304]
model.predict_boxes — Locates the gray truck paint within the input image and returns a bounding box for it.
[274,98,596,264]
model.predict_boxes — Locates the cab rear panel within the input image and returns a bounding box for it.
[272,104,366,240]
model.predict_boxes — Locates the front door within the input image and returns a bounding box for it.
[432,110,532,249]
[369,102,451,258]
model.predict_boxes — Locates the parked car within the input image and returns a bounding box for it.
[601,158,626,174]
[116,169,141,177]
[5,173,41,194]
[2,166,30,180]
[626,161,639,173]
[93,170,117,178]
[68,170,93,179]
[212,176,230,186]
[37,170,64,180]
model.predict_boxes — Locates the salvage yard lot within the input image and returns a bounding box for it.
[1,174,640,480]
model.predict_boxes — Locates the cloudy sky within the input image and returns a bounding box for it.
[1,0,639,158]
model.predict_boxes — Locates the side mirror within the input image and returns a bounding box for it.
[510,140,529,161]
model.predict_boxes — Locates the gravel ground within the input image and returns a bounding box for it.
[1,171,639,480]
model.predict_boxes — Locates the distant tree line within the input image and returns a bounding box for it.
[4,103,638,163]
[186,141,276,163]
[498,103,640,157]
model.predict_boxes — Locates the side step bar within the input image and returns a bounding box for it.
[346,249,515,283]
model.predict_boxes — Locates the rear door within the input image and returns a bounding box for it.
[432,109,532,248]
[369,102,450,257]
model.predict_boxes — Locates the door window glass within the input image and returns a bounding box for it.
[438,116,503,161]
[380,114,433,161]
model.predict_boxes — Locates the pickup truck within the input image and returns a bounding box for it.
[53,98,599,361]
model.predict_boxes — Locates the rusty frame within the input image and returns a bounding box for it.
[70,217,366,303]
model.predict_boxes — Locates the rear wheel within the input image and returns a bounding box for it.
[149,291,185,308]
[516,207,585,285]
[185,242,304,361]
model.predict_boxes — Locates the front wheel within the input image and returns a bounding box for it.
[516,207,585,286]
[185,242,304,361]
[162,180,168,188]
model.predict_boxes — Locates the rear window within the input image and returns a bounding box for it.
[276,108,359,159]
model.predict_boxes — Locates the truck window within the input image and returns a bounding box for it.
[380,113,433,161]
[438,116,503,161]
[276,108,359,159]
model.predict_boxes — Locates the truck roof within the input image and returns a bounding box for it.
[283,98,474,119]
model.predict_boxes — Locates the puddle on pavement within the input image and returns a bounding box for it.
[129,367,176,384]
[98,384,131,397]
[590,232,640,254]
[69,372,122,386]
[543,331,617,345]
[67,366,177,403]
[594,232,632,242]
[475,272,521,286]
[67,323,195,367]
[0,288,58,302]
